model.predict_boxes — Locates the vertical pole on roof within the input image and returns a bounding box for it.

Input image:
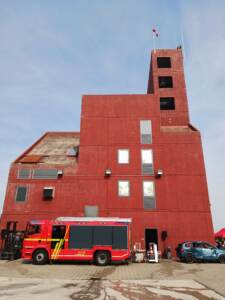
[180,24,186,61]
[153,32,156,53]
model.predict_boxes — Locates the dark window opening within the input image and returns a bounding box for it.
[43,187,54,200]
[160,97,175,110]
[33,169,58,179]
[157,57,171,68]
[158,76,173,88]
[18,169,30,179]
[26,224,41,235]
[15,186,27,202]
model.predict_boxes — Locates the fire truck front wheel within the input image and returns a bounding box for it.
[94,251,110,266]
[32,249,49,265]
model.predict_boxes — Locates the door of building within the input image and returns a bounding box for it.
[145,228,158,250]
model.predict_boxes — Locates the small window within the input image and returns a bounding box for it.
[157,57,171,68]
[118,149,129,164]
[160,97,175,110]
[33,169,58,179]
[141,149,154,175]
[17,169,30,179]
[158,76,173,88]
[140,120,152,144]
[67,146,79,157]
[27,224,41,235]
[15,186,27,202]
[43,187,55,200]
[143,181,155,209]
[118,181,130,197]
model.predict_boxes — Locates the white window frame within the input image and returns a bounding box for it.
[141,149,153,164]
[118,180,130,197]
[143,181,155,197]
[140,120,152,144]
[118,149,129,164]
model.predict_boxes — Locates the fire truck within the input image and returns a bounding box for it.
[22,217,132,265]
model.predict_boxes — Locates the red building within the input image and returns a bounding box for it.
[0,48,214,253]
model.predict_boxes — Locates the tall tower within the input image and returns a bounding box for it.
[148,48,189,126]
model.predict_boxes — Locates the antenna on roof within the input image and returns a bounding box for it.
[180,23,186,61]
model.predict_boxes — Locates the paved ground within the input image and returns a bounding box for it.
[0,277,224,300]
[0,259,224,299]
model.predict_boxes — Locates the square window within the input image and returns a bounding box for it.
[43,187,54,200]
[118,149,129,164]
[158,76,173,88]
[15,186,27,202]
[118,181,130,197]
[157,57,171,68]
[160,97,175,110]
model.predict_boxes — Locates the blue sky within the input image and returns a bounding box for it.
[0,0,224,230]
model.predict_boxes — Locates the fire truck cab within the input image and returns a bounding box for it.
[22,217,132,266]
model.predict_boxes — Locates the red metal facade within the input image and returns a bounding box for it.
[0,49,214,254]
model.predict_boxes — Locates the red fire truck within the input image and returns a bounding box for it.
[22,217,132,265]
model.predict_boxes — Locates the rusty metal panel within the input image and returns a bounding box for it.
[19,155,42,163]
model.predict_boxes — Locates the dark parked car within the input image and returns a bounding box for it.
[176,241,225,263]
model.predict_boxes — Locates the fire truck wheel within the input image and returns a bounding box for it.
[94,251,110,266]
[32,249,49,265]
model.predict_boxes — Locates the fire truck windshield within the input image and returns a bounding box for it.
[26,224,41,235]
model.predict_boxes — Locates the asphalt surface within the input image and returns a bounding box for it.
[0,259,224,299]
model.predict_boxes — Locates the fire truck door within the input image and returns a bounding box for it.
[51,225,66,251]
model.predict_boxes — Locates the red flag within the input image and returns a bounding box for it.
[152,28,159,37]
